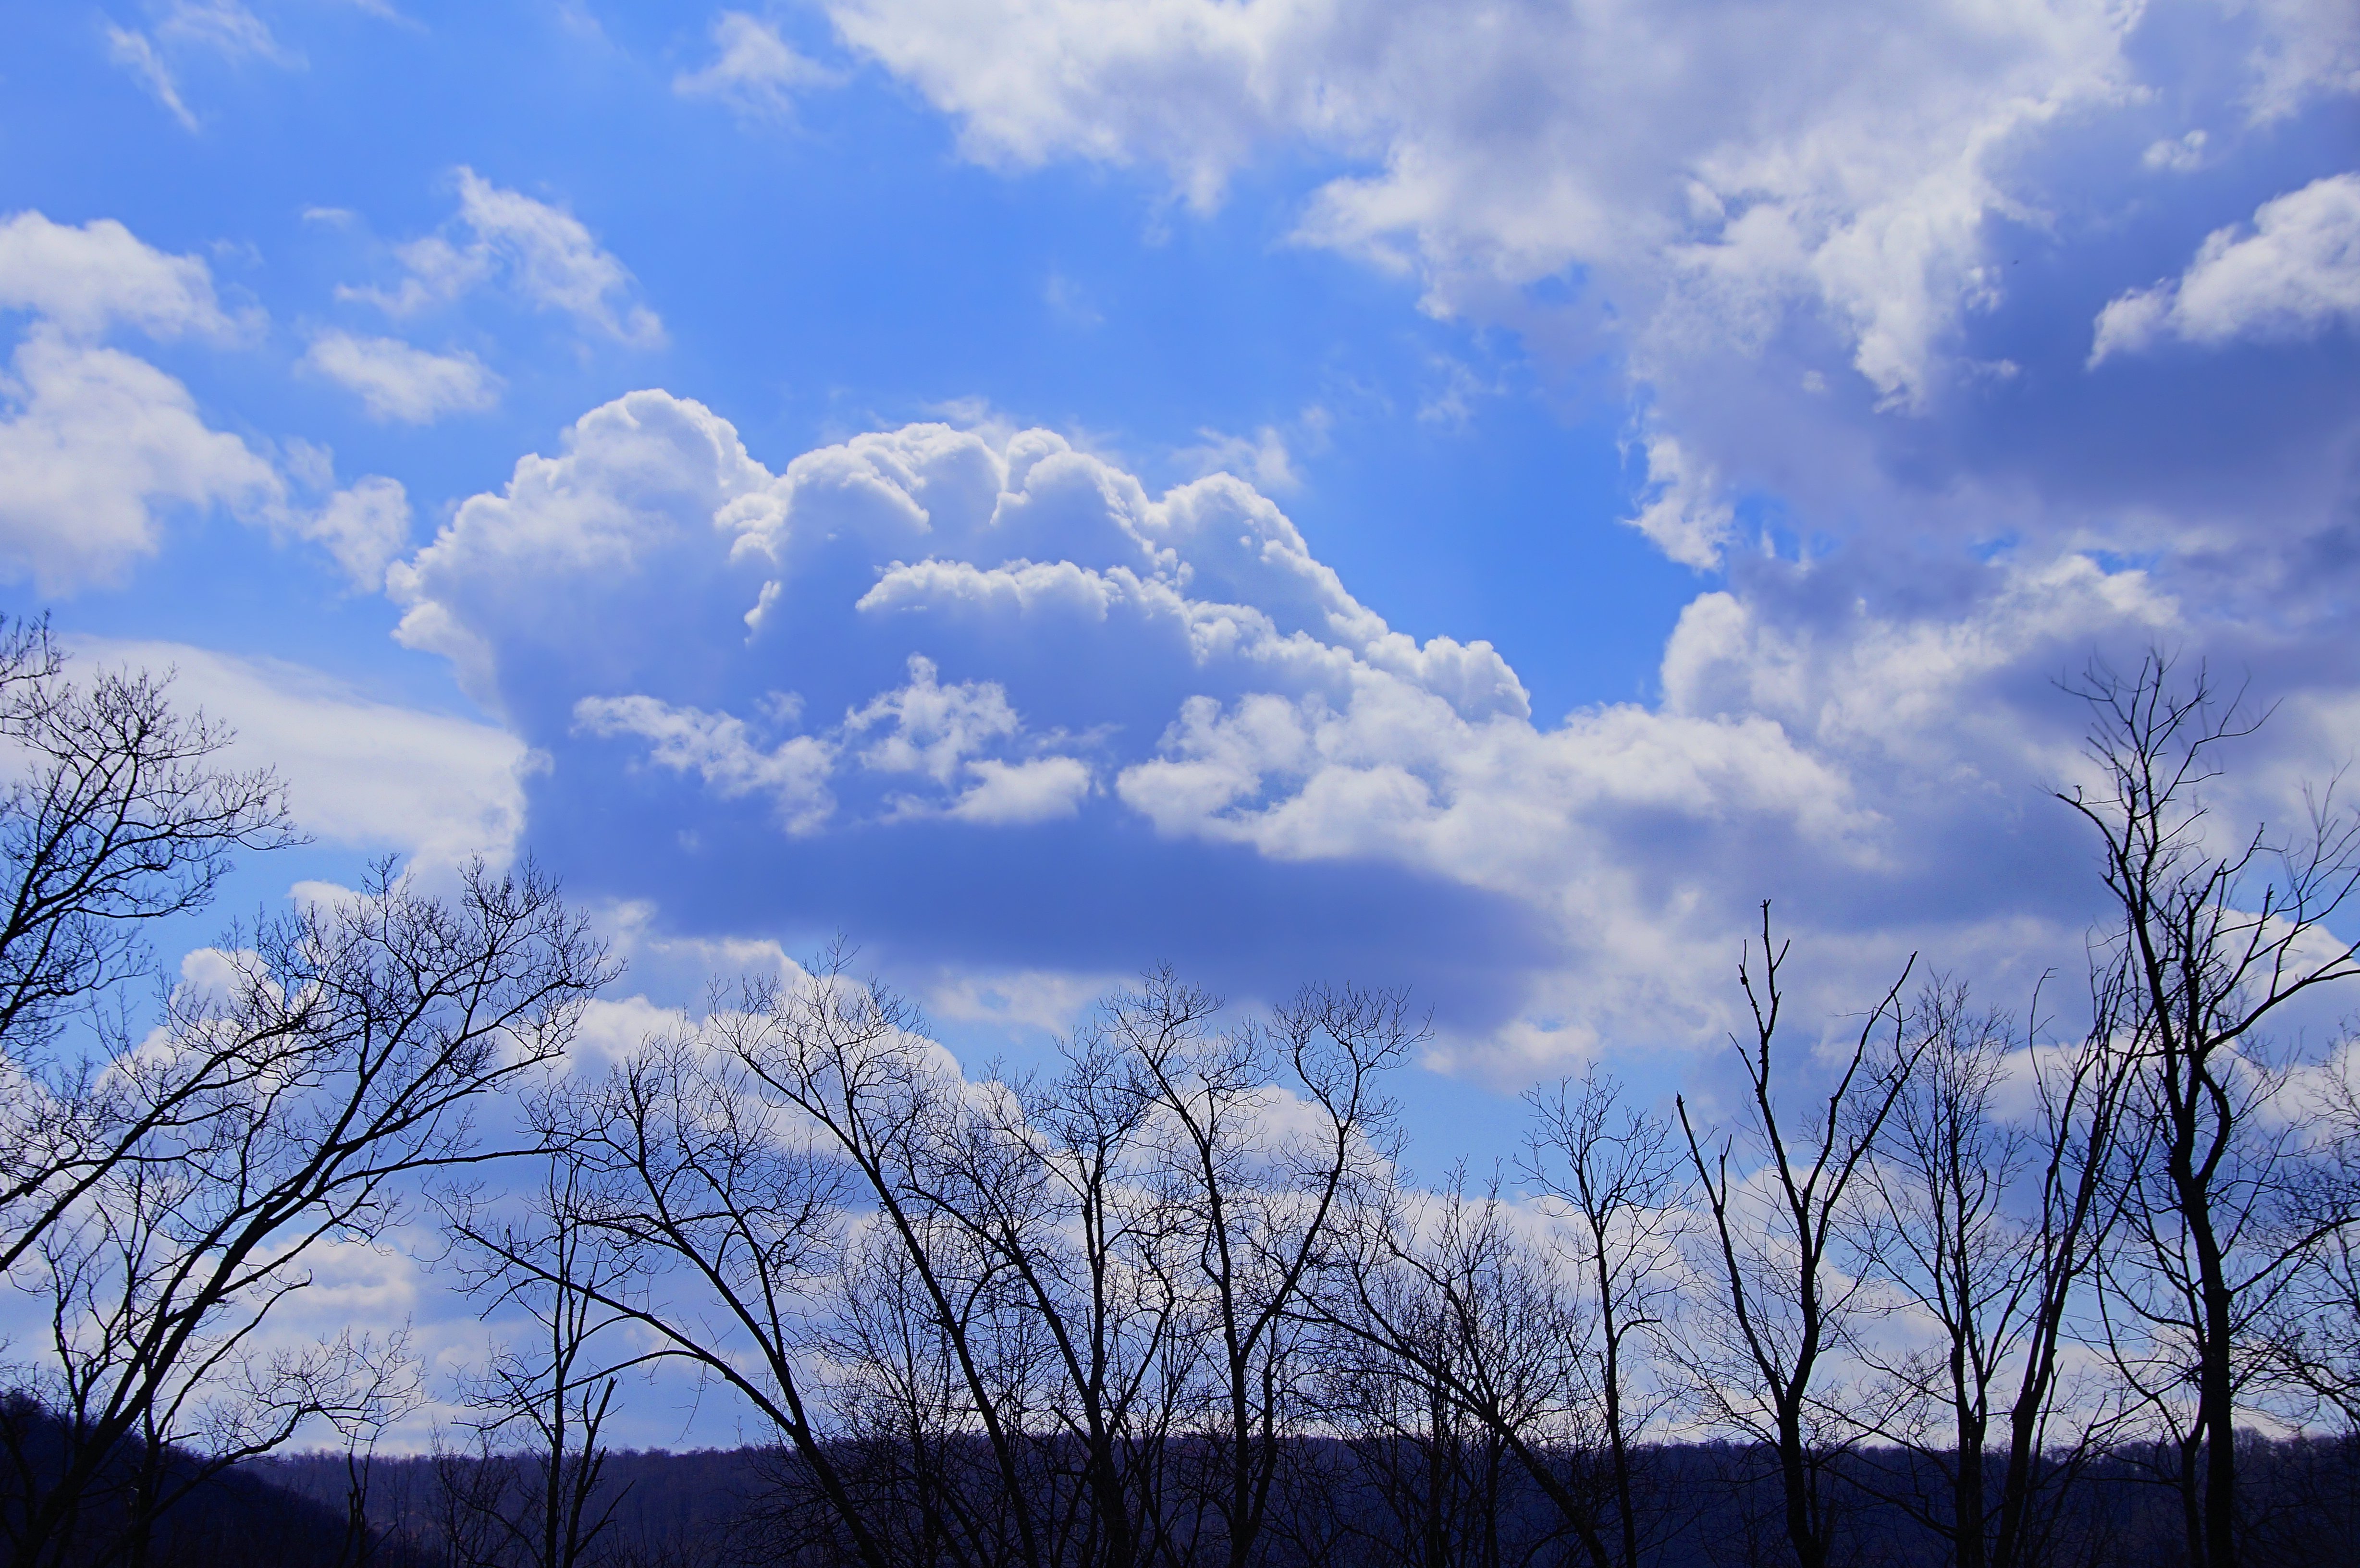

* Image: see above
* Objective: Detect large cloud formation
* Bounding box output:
[815,0,2360,596]
[634,0,2360,1073]
[383,391,2344,1074]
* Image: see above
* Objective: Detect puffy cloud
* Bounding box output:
[388,392,2250,1071]
[675,12,837,121]
[0,211,243,341]
[300,475,413,590]
[341,169,665,347]
[2090,173,2360,364]
[2240,0,2360,121]
[825,0,2150,410]
[947,755,1093,824]
[1621,430,1733,571]
[0,211,422,592]
[818,0,2360,642]
[302,331,502,422]
[72,638,534,874]
[0,332,280,591]
[573,693,837,833]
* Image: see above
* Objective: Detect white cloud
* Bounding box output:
[1622,430,1733,570]
[569,654,1094,831]
[341,169,665,346]
[105,27,198,130]
[847,655,1094,821]
[301,475,412,590]
[1174,424,1301,493]
[302,331,502,422]
[674,12,836,120]
[387,392,2235,1068]
[824,0,2148,411]
[848,654,1021,784]
[105,1,301,130]
[2240,0,2360,122]
[0,211,415,589]
[0,211,242,340]
[946,755,1093,823]
[2090,173,2360,363]
[155,0,297,62]
[0,332,281,591]
[72,638,534,873]
[2141,129,2209,172]
[573,693,838,833]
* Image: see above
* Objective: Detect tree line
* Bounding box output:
[0,613,2354,1568]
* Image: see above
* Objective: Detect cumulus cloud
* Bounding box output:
[0,211,416,590]
[73,638,534,873]
[0,332,281,591]
[384,392,2258,1071]
[2240,0,2360,121]
[573,693,837,833]
[302,331,502,422]
[300,475,413,590]
[340,168,665,346]
[675,12,836,120]
[816,0,2360,624]
[0,211,243,340]
[824,0,2151,411]
[2141,129,2209,172]
[2090,173,2360,364]
[1622,430,1733,570]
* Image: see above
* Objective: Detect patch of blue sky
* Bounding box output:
[0,0,1688,731]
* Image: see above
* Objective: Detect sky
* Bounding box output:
[1,0,2357,1444]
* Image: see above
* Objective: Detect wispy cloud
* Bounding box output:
[302,331,503,423]
[104,1,301,130]
[339,168,664,346]
[674,12,836,122]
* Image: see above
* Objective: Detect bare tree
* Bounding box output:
[1674,904,1919,1568]
[0,616,297,1052]
[0,860,610,1568]
[2060,652,2360,1568]
[0,620,298,1277]
[1116,971,1411,1568]
[1521,1068,1686,1568]
[520,1021,890,1568]
[1319,1168,1615,1568]
[2268,1056,2360,1432]
[1844,977,2135,1568]
[443,1155,649,1568]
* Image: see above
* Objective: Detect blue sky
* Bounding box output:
[2,0,2357,1438]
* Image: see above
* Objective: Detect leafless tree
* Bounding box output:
[0,616,296,1052]
[2267,1056,2360,1432]
[1115,970,1412,1568]
[1320,1167,1620,1568]
[1843,976,2136,1568]
[2060,652,2360,1568]
[0,859,606,1568]
[1673,903,1919,1568]
[0,619,298,1278]
[520,1020,889,1568]
[1520,1068,1686,1568]
[442,1155,651,1568]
